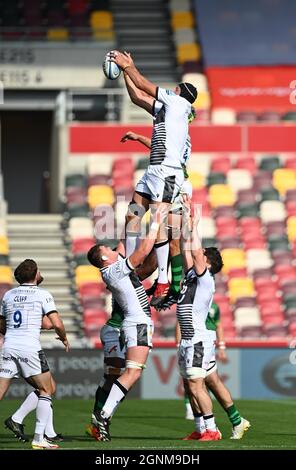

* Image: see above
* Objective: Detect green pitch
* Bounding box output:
[0,398,296,450]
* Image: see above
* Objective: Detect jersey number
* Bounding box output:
[13,310,22,328]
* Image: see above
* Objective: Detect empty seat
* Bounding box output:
[87,155,113,176]
[171,11,194,30]
[229,277,255,303]
[221,248,246,274]
[209,184,235,208]
[177,43,201,64]
[260,201,286,224]
[207,172,226,186]
[235,156,257,174]
[236,111,257,123]
[0,266,13,284]
[211,157,231,175]
[211,108,236,125]
[69,217,94,240]
[72,237,95,255]
[188,171,205,189]
[273,168,296,196]
[234,307,261,328]
[90,10,113,29]
[259,156,281,172]
[75,265,100,286]
[88,185,114,209]
[0,237,9,256]
[246,248,273,274]
[227,169,253,194]
[260,187,280,201]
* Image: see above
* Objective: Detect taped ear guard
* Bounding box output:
[101,255,108,261]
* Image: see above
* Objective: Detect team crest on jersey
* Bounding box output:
[165,89,175,95]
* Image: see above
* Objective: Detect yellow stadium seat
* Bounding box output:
[209,184,236,208]
[0,236,9,255]
[176,43,201,64]
[75,265,101,286]
[287,216,296,242]
[228,277,255,303]
[221,248,246,274]
[196,91,211,109]
[90,11,113,30]
[88,185,114,209]
[273,168,296,196]
[47,29,69,41]
[188,171,205,189]
[93,30,114,41]
[171,11,194,30]
[0,266,13,284]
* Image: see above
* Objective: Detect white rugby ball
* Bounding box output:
[103,52,121,80]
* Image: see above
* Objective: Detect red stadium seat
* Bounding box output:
[72,237,95,255]
[235,297,257,308]
[79,281,105,297]
[211,156,231,174]
[235,156,257,174]
[285,157,296,170]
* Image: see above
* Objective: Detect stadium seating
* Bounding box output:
[0,0,114,41]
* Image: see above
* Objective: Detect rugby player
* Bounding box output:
[177,196,223,441]
[0,259,69,449]
[85,206,166,441]
[110,50,197,307]
[177,303,251,439]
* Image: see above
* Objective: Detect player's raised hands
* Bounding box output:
[121,131,139,142]
[151,204,168,226]
[109,50,134,70]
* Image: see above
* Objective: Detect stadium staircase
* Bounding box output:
[111,0,178,82]
[7,214,85,348]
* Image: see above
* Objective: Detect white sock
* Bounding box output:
[125,234,138,257]
[44,405,56,438]
[33,395,52,442]
[204,413,217,431]
[101,379,128,419]
[12,390,39,424]
[194,413,206,433]
[155,240,169,283]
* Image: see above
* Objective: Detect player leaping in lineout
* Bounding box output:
[110,50,197,308]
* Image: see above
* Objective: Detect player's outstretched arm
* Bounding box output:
[111,51,157,98]
[180,195,194,271]
[191,204,207,275]
[121,131,151,149]
[128,205,168,268]
[47,312,70,352]
[42,315,53,330]
[124,73,154,114]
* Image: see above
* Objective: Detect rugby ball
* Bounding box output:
[103,52,121,80]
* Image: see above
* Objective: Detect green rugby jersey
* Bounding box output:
[106,298,124,329]
[205,302,220,331]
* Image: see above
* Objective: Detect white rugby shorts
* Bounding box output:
[0,348,50,379]
[135,165,184,203]
[178,336,216,379]
[100,324,126,360]
[121,318,154,349]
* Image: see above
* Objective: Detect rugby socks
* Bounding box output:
[100,379,128,419]
[33,395,52,443]
[171,254,183,293]
[94,382,109,412]
[203,414,217,431]
[155,240,169,283]
[44,404,57,438]
[226,404,242,426]
[12,390,39,424]
[194,412,206,434]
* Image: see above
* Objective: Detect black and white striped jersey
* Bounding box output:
[149,87,191,167]
[177,267,215,340]
[100,256,151,323]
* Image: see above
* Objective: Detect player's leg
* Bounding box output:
[179,341,221,441]
[206,369,250,439]
[149,168,183,306]
[96,321,153,441]
[44,375,63,442]
[182,378,207,440]
[125,189,150,257]
[150,200,171,306]
[0,351,30,442]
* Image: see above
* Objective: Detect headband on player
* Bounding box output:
[179,82,198,104]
